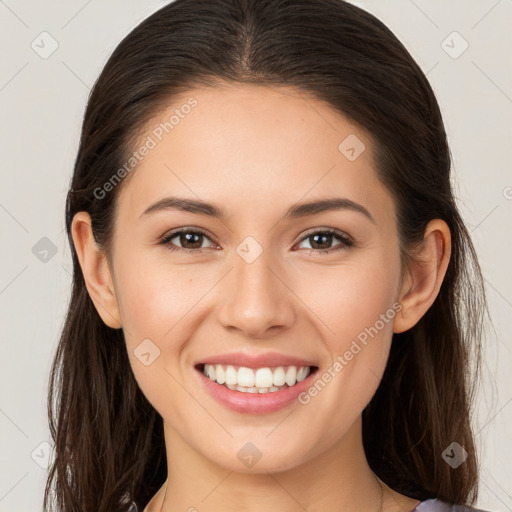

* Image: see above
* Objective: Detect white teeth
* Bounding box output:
[225,366,238,386]
[236,385,259,393]
[296,366,309,382]
[207,365,216,381]
[202,364,312,393]
[237,367,255,387]
[272,367,286,386]
[285,366,297,386]
[216,365,225,385]
[255,368,273,388]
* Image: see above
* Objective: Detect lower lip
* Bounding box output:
[194,366,319,414]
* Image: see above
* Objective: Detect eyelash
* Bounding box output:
[159,227,354,255]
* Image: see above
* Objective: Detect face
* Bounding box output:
[105,84,405,473]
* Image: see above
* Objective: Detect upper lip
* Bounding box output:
[196,351,318,369]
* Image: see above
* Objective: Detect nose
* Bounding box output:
[216,249,296,339]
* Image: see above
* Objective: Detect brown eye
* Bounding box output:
[297,229,353,254]
[160,228,216,252]
[175,232,205,249]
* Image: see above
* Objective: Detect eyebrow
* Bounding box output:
[140,196,375,224]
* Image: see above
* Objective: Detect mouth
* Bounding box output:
[194,363,319,394]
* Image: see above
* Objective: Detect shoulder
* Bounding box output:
[414,499,492,512]
[129,497,492,512]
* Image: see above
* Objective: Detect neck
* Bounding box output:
[156,416,386,512]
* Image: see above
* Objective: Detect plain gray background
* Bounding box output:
[0,1,511,510]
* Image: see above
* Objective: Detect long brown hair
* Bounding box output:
[44,0,488,510]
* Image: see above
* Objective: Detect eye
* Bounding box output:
[295,228,353,254]
[159,227,353,255]
[159,228,217,253]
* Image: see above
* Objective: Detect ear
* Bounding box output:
[71,211,122,329]
[393,219,451,334]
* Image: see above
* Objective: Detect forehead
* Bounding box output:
[116,83,393,223]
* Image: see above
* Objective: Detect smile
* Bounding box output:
[202,363,313,393]
[194,363,319,414]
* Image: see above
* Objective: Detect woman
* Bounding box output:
[44,1,491,511]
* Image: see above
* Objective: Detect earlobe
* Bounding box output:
[393,219,451,334]
[71,211,122,329]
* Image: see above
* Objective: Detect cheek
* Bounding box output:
[113,253,222,380]
[113,249,203,337]
[114,256,210,412]
[293,250,400,408]
[296,249,401,344]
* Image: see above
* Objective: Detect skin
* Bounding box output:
[72,83,451,512]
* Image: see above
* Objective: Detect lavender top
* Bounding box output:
[128,498,490,511]
[413,500,489,511]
